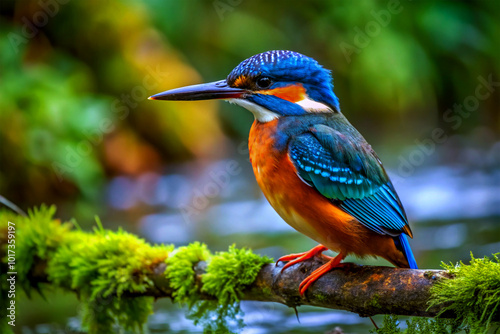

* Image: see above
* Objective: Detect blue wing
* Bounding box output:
[288,124,412,238]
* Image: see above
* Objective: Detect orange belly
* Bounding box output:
[249,119,408,266]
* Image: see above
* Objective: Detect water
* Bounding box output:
[146,302,374,333]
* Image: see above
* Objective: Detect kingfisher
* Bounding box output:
[149,50,418,295]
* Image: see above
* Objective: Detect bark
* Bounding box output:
[126,257,453,318]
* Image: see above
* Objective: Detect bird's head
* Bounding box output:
[149,50,340,122]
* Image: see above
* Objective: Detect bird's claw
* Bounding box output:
[298,253,346,296]
[276,245,328,272]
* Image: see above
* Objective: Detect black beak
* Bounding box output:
[148,80,247,101]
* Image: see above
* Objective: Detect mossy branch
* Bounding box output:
[124,259,452,318]
[1,206,500,333]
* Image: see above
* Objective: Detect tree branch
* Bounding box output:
[32,255,453,319]
[240,258,452,318]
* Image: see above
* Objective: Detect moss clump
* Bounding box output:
[166,241,211,306]
[47,222,173,333]
[1,206,73,334]
[169,244,273,333]
[16,206,73,292]
[374,254,500,334]
[429,253,500,333]
[202,244,272,305]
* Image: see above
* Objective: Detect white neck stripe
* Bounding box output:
[228,99,279,123]
[226,96,332,123]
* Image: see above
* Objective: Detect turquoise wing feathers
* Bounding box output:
[288,124,412,238]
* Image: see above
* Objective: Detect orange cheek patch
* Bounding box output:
[258,84,307,103]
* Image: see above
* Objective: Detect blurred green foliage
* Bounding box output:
[0,33,111,202]
[0,0,498,215]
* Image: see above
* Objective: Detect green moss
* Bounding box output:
[374,254,500,333]
[429,253,500,333]
[47,223,174,333]
[166,244,272,333]
[315,292,329,303]
[48,226,173,298]
[1,206,72,333]
[371,315,402,333]
[369,294,382,308]
[0,207,273,333]
[16,205,73,292]
[202,244,272,305]
[165,241,211,306]
[370,315,461,334]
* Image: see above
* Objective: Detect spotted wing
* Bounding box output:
[288,125,411,237]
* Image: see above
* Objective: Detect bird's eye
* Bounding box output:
[256,77,272,89]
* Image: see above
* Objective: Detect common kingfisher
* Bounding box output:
[149,50,418,295]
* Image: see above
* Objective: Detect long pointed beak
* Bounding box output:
[148,80,247,101]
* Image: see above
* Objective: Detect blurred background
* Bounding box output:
[1,0,499,332]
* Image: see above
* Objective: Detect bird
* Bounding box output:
[149,50,418,296]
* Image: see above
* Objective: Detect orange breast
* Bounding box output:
[248,119,406,264]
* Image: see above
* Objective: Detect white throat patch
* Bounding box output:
[296,98,332,113]
[227,96,332,123]
[228,99,279,123]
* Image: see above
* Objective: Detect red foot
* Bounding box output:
[276,245,328,272]
[299,253,346,296]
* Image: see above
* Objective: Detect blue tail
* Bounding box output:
[397,234,418,269]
